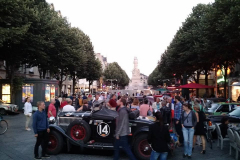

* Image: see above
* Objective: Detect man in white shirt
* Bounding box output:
[62,99,76,112]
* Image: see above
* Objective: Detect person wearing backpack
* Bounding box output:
[181,103,198,159]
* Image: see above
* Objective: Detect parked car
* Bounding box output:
[47,107,156,160]
[208,108,240,126]
[206,102,240,116]
[0,99,18,115]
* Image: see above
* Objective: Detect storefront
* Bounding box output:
[0,79,58,110]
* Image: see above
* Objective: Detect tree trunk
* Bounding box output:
[196,71,200,98]
[42,69,46,79]
[223,62,228,99]
[204,69,209,97]
[89,81,91,94]
[58,69,64,95]
[72,74,76,94]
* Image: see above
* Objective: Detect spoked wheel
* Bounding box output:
[47,130,63,155]
[0,120,8,135]
[70,125,86,141]
[67,120,91,144]
[134,134,152,160]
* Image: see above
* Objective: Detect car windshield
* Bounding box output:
[229,109,240,117]
[209,104,219,110]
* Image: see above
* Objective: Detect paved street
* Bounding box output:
[0,113,236,160]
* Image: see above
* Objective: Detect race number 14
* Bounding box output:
[97,122,110,137]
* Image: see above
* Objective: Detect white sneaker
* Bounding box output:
[26,128,31,131]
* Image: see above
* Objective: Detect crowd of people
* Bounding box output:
[22,91,231,160]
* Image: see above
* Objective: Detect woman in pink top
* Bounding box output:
[140,98,153,117]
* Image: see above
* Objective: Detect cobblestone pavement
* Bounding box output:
[0,113,236,160]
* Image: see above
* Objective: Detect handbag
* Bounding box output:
[147,105,153,116]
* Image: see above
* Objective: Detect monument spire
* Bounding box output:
[134,57,138,69]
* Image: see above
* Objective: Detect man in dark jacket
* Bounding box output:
[32,101,50,160]
[54,96,60,116]
[114,98,136,160]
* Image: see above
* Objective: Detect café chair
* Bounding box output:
[234,131,240,160]
[227,129,237,156]
[215,124,229,150]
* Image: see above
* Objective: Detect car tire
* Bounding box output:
[0,109,6,115]
[133,133,152,160]
[67,120,91,143]
[47,130,64,155]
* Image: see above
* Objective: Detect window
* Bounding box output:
[45,84,55,102]
[2,84,11,103]
[216,105,229,112]
[22,84,34,102]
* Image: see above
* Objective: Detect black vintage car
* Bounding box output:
[47,107,154,160]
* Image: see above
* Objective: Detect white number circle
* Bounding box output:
[97,122,110,137]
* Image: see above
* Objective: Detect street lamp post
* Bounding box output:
[107,79,117,90]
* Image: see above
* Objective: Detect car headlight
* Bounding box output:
[49,116,56,124]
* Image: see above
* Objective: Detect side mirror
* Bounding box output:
[49,116,56,124]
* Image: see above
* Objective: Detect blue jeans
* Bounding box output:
[114,136,137,160]
[150,150,168,160]
[182,127,194,156]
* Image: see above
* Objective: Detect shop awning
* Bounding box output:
[177,83,214,89]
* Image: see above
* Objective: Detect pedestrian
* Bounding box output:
[78,99,91,111]
[174,96,183,146]
[108,94,118,110]
[181,102,198,159]
[93,93,101,108]
[60,97,67,111]
[32,101,50,160]
[71,94,80,110]
[140,98,153,117]
[193,105,206,154]
[62,99,76,112]
[161,100,171,124]
[193,99,204,112]
[48,98,56,118]
[148,112,171,160]
[114,98,136,160]
[24,97,32,131]
[152,97,161,111]
[82,93,87,100]
[88,93,92,101]
[78,95,83,107]
[130,98,140,111]
[54,96,60,116]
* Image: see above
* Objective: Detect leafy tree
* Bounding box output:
[103,62,129,88]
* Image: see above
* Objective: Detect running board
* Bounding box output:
[86,142,114,149]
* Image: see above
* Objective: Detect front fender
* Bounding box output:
[131,126,149,146]
[49,124,85,147]
[133,126,149,137]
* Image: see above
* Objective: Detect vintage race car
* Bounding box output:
[47,107,155,160]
